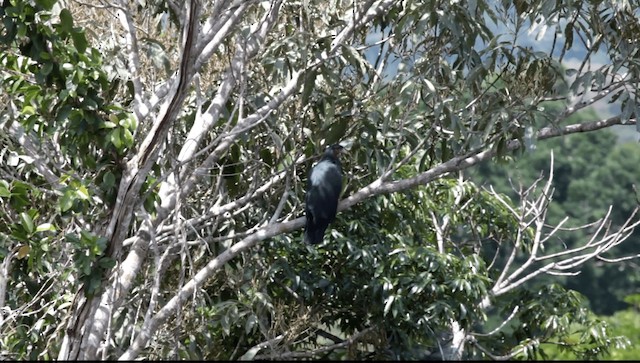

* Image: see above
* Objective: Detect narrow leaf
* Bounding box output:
[20,212,35,234]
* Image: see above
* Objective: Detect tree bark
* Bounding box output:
[442,320,467,360]
[56,1,201,359]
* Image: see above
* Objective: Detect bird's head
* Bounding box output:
[325,144,344,158]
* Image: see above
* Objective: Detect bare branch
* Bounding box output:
[555,78,635,123]
[59,1,203,359]
[195,1,251,70]
[469,336,528,361]
[115,0,144,121]
[238,334,285,360]
[471,306,520,338]
[0,246,19,328]
[342,116,637,212]
[252,327,376,360]
[7,121,64,190]
[488,154,640,296]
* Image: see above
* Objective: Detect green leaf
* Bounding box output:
[122,128,134,147]
[39,60,54,75]
[22,105,36,115]
[59,9,74,33]
[128,114,138,131]
[35,0,57,9]
[20,212,35,234]
[300,69,317,105]
[101,121,117,129]
[36,223,56,232]
[71,30,88,53]
[220,313,231,336]
[245,314,257,335]
[85,274,102,296]
[342,45,368,75]
[384,295,396,316]
[117,115,130,128]
[17,244,30,259]
[98,257,116,269]
[60,190,75,212]
[0,180,10,197]
[102,172,116,189]
[80,96,98,110]
[423,79,436,94]
[110,129,122,149]
[326,118,349,145]
[76,185,90,200]
[142,38,171,74]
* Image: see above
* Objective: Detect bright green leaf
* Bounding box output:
[110,129,122,149]
[20,212,35,234]
[76,185,90,200]
[122,128,134,147]
[60,190,75,212]
[0,181,10,197]
[36,223,56,232]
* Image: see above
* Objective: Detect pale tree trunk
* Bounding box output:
[432,177,469,360]
[443,320,467,360]
[57,1,201,359]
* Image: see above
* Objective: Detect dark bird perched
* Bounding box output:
[304,144,345,245]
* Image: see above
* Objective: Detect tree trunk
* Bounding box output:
[57,2,201,358]
[442,320,467,360]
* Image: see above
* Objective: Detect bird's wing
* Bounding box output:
[307,161,341,210]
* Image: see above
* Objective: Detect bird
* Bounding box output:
[304,144,345,245]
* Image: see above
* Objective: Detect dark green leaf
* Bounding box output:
[59,9,74,33]
[71,30,87,53]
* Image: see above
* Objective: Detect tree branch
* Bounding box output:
[7,121,64,190]
[157,0,283,219]
[115,0,144,122]
[59,1,203,360]
[117,113,638,359]
[488,153,640,296]
[251,327,376,360]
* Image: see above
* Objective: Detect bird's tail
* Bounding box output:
[304,224,327,245]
